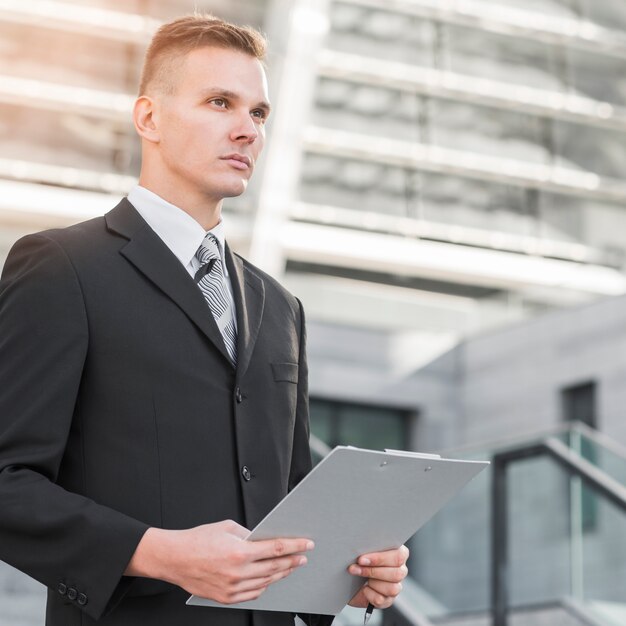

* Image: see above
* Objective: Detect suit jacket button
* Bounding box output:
[77,593,88,606]
[241,466,251,481]
[57,583,67,596]
[236,387,243,403]
[67,587,78,601]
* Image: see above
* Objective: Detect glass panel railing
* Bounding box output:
[508,448,626,619]
[507,455,573,607]
[400,425,626,624]
[409,452,491,617]
[558,425,626,486]
[578,476,626,613]
[503,448,626,622]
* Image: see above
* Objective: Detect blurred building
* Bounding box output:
[290,0,626,454]
[3,0,626,447]
[2,0,626,625]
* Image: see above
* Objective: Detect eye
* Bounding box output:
[251,109,267,122]
[210,98,227,108]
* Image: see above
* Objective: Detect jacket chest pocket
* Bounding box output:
[271,362,298,383]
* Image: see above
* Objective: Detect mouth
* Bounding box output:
[220,153,252,170]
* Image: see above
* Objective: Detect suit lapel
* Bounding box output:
[225,244,265,379]
[105,198,234,366]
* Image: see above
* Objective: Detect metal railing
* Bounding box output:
[491,427,626,626]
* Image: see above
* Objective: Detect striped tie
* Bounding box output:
[194,234,238,365]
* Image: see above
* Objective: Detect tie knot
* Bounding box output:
[196,233,221,266]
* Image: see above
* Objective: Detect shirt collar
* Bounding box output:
[127,185,228,274]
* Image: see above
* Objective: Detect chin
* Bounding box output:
[220,181,249,199]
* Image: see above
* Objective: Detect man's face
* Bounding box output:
[154,46,270,204]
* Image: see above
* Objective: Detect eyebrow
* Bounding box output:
[200,87,272,115]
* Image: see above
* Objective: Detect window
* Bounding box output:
[561,381,597,428]
[310,398,411,451]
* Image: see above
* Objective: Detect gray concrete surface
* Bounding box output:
[0,561,46,626]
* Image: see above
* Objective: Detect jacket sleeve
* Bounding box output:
[290,298,335,626]
[0,234,148,621]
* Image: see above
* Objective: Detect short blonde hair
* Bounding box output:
[139,14,267,96]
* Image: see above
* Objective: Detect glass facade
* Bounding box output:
[301,0,626,261]
[285,0,626,331]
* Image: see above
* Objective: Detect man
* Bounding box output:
[0,14,408,626]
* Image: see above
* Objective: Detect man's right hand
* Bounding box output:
[125,520,313,604]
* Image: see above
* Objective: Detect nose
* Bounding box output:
[230,111,259,144]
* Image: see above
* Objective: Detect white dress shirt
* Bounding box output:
[127,185,237,331]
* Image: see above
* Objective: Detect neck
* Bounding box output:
[138,176,223,231]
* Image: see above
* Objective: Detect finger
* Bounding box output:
[358,545,409,567]
[221,586,269,605]
[364,579,403,599]
[249,537,315,560]
[348,586,369,608]
[362,584,395,610]
[232,564,297,594]
[245,553,308,579]
[348,563,408,583]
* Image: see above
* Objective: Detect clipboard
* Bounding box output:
[188,446,488,615]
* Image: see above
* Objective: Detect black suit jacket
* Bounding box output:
[0,199,333,626]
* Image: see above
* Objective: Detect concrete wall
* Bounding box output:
[309,293,626,452]
[455,293,626,446]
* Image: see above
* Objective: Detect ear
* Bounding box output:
[133,96,160,143]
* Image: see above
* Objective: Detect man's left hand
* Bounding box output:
[347,545,409,610]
